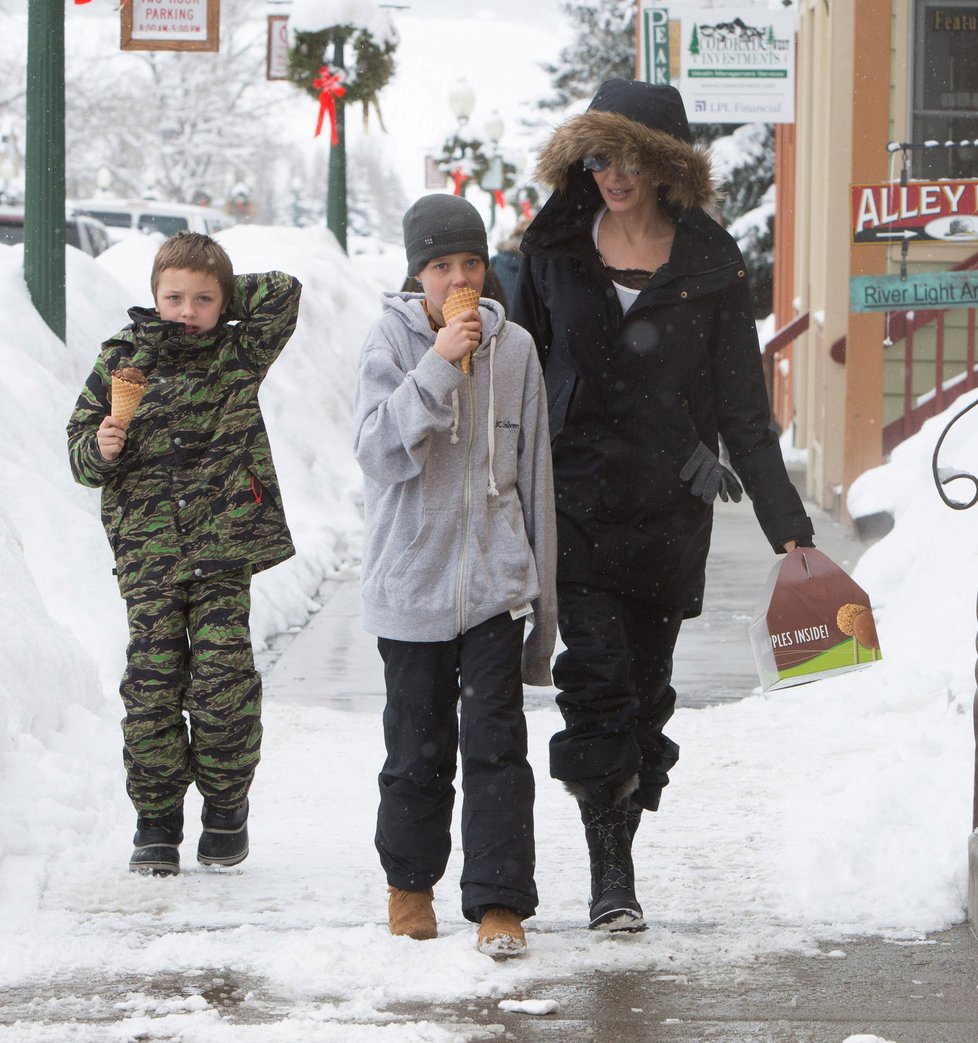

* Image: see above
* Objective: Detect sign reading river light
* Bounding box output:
[850,271,978,313]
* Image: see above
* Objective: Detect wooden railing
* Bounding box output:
[882,251,978,455]
[763,255,978,457]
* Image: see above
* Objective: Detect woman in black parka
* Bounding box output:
[511,80,814,932]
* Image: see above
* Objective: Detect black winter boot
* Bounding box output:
[197,799,249,867]
[130,808,184,876]
[579,800,646,932]
[626,802,643,842]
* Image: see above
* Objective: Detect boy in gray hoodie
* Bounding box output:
[354,195,556,957]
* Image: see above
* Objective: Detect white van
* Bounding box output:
[0,206,113,258]
[70,197,235,242]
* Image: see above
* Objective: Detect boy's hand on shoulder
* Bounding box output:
[433,311,480,366]
[97,416,128,462]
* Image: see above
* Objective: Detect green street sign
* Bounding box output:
[641,7,670,85]
[850,271,978,312]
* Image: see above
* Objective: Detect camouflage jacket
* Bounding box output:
[67,271,302,598]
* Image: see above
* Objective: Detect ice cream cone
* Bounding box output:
[442,287,481,374]
[111,368,148,427]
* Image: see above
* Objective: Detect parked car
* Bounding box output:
[70,197,235,242]
[0,206,113,257]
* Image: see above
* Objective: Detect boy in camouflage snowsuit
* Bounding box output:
[67,232,302,876]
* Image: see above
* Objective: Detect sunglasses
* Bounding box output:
[582,155,641,176]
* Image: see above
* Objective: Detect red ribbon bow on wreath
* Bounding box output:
[313,67,346,146]
[451,169,470,196]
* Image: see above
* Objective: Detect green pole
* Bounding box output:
[25,0,66,341]
[326,36,347,253]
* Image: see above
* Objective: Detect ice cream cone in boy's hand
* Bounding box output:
[442,287,481,374]
[110,366,148,427]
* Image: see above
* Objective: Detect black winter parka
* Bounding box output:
[511,176,813,618]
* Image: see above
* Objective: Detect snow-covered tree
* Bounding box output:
[346,138,409,246]
[540,0,636,109]
[0,10,26,203]
[64,0,296,210]
[537,2,777,315]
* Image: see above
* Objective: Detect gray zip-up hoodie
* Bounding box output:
[354,291,557,686]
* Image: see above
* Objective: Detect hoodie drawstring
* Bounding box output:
[486,334,499,498]
[450,389,460,444]
[449,329,499,497]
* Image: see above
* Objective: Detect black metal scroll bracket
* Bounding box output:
[932,396,978,511]
[932,397,978,866]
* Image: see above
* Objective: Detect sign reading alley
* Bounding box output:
[851,181,978,244]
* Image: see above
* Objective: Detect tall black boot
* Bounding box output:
[578,800,646,932]
[626,802,643,843]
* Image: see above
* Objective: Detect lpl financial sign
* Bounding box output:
[639,4,796,123]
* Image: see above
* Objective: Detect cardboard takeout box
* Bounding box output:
[749,547,882,692]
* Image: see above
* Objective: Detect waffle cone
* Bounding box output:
[443,288,481,374]
[442,287,481,323]
[111,376,147,427]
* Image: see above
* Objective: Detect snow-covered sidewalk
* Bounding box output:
[2,222,977,1041]
[3,523,972,1040]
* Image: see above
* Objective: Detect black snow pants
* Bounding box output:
[550,583,682,810]
[375,612,537,922]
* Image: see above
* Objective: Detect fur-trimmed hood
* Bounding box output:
[534,80,718,214]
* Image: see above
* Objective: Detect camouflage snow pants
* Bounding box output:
[120,568,262,815]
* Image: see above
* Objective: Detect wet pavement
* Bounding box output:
[483,925,978,1042]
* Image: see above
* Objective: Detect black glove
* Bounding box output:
[679,442,744,505]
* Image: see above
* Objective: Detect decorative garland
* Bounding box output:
[289,26,396,131]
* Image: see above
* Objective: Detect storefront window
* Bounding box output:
[913,0,978,178]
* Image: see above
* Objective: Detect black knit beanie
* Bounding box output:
[403,194,489,276]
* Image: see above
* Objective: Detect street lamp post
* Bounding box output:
[448,80,475,197]
[291,177,303,227]
[326,35,348,253]
[482,111,505,230]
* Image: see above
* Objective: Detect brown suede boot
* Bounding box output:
[387,887,437,940]
[477,906,526,958]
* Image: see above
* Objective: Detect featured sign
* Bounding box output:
[121,0,220,53]
[266,14,289,81]
[850,271,978,313]
[638,2,796,123]
[851,181,978,243]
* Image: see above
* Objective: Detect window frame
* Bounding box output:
[911,0,978,179]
